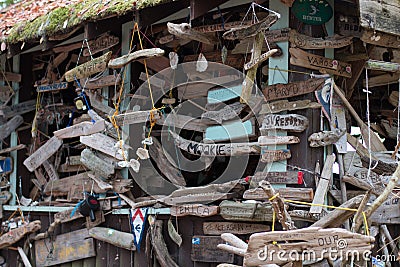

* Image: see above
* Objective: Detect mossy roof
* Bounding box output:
[0,0,170,43]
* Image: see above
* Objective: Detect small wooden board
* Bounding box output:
[23,136,63,172]
[260,114,309,132]
[219,200,273,222]
[108,48,164,69]
[54,120,105,139]
[80,148,115,177]
[290,48,352,78]
[36,82,68,93]
[0,100,36,119]
[203,222,270,235]
[113,109,162,126]
[80,133,127,160]
[249,171,301,187]
[258,135,300,145]
[361,29,400,49]
[262,78,325,101]
[170,204,219,217]
[366,59,400,72]
[89,227,136,251]
[0,72,21,83]
[260,149,291,163]
[65,51,112,82]
[0,115,23,140]
[243,187,314,201]
[35,229,96,266]
[191,236,234,263]
[201,102,245,124]
[83,32,119,56]
[223,14,279,40]
[0,221,41,249]
[289,30,353,49]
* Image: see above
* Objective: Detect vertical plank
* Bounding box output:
[119,216,133,267]
[71,260,84,267]
[10,54,20,205]
[83,257,96,267]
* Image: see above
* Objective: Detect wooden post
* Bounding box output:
[10,55,19,205]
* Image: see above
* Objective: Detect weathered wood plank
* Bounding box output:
[170,204,219,217]
[43,160,59,181]
[0,86,14,103]
[80,148,115,177]
[0,144,26,154]
[260,149,292,163]
[191,236,234,263]
[83,33,119,56]
[0,100,36,118]
[80,133,127,160]
[54,120,105,139]
[54,208,84,223]
[170,131,260,156]
[89,227,136,251]
[167,22,218,45]
[113,109,161,126]
[260,114,309,132]
[203,222,270,235]
[108,48,165,69]
[310,154,336,214]
[360,0,400,36]
[366,59,400,72]
[361,29,400,49]
[249,171,301,188]
[258,135,300,145]
[0,72,21,82]
[219,200,273,222]
[243,187,314,201]
[35,229,96,266]
[0,115,23,140]
[244,49,278,70]
[290,48,352,77]
[0,221,41,249]
[64,52,112,82]
[201,102,245,124]
[260,99,321,114]
[23,136,63,172]
[363,73,400,87]
[289,30,353,49]
[262,78,325,101]
[223,14,279,40]
[157,114,211,132]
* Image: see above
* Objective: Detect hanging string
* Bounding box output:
[364,69,374,185]
[397,77,400,154]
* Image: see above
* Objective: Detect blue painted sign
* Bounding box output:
[0,157,12,174]
[36,82,68,93]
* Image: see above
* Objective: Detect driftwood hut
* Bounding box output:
[0,0,398,266]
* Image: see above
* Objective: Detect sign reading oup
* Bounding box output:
[292,0,333,25]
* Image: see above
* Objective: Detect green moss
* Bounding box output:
[5,0,173,43]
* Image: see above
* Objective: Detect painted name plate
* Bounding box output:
[260,114,309,132]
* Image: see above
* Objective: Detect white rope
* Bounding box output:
[252,2,281,18]
[365,69,373,185]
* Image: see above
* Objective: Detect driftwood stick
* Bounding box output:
[33,219,61,241]
[337,154,350,230]
[150,220,179,267]
[351,190,372,233]
[216,244,246,256]
[379,228,392,267]
[259,180,295,230]
[221,233,247,250]
[380,225,399,256]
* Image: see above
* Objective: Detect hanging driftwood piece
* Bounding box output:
[342,175,383,196]
[260,99,321,114]
[83,33,119,56]
[223,14,279,40]
[249,171,302,187]
[84,74,121,90]
[193,20,256,33]
[108,48,165,69]
[366,59,400,72]
[258,135,300,145]
[201,102,245,124]
[170,131,260,156]
[360,0,400,36]
[0,220,41,249]
[35,229,96,266]
[113,109,161,126]
[89,227,136,251]
[219,200,273,222]
[260,114,309,132]
[0,115,23,140]
[36,82,68,93]
[289,210,324,222]
[308,129,345,147]
[87,173,113,190]
[0,144,25,154]
[170,204,219,217]
[290,48,352,78]
[203,222,270,235]
[244,227,374,266]
[64,51,112,82]
[361,29,400,49]
[260,149,291,163]
[0,100,36,119]
[310,154,336,214]
[23,136,62,172]
[289,30,353,49]
[167,22,217,45]
[54,208,84,223]
[54,120,105,139]
[80,133,128,160]
[244,49,278,70]
[0,72,21,82]
[167,219,182,247]
[150,219,179,267]
[262,78,325,101]
[192,236,234,263]
[80,148,115,177]
[243,187,314,201]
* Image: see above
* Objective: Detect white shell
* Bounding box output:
[136,147,150,160]
[129,159,140,173]
[169,52,179,70]
[196,53,208,72]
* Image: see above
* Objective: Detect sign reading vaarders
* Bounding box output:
[292,0,333,25]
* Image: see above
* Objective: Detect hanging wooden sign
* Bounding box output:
[54,120,105,139]
[360,0,400,36]
[289,30,353,49]
[64,51,112,82]
[0,72,21,83]
[361,29,400,49]
[249,171,301,188]
[337,16,363,37]
[43,160,59,181]
[219,200,273,222]
[308,129,345,147]
[244,227,374,266]
[289,48,352,78]
[0,220,41,250]
[366,59,400,72]
[243,187,314,201]
[36,82,68,93]
[223,14,279,40]
[291,0,333,25]
[80,133,128,160]
[203,222,270,235]
[35,229,96,266]
[84,75,122,90]
[193,20,254,33]
[260,114,309,132]
[0,100,36,119]
[258,135,300,145]
[0,115,23,140]
[170,132,260,157]
[108,48,165,69]
[89,227,136,251]
[167,22,218,45]
[370,195,400,224]
[113,109,162,126]
[191,236,234,263]
[54,208,84,223]
[260,99,321,114]
[170,204,219,217]
[83,33,119,56]
[264,28,291,43]
[23,136,63,172]
[80,148,115,177]
[261,149,292,163]
[244,49,279,70]
[262,78,325,101]
[201,102,245,124]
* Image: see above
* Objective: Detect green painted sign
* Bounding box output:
[292,0,333,25]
